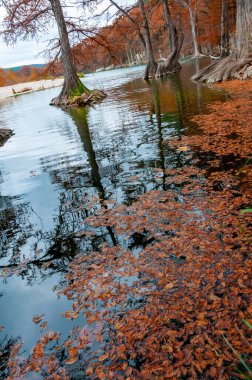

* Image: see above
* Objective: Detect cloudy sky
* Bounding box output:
[0,7,53,68]
[0,0,131,69]
[0,39,49,68]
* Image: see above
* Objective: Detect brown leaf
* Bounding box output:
[32,314,45,324]
[62,311,79,320]
[99,353,109,362]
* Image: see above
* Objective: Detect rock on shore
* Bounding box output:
[0,128,13,146]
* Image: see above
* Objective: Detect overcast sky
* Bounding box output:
[0,7,53,68]
[0,39,50,68]
[0,0,132,68]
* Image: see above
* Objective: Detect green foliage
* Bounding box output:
[43,75,54,80]
[243,319,252,330]
[70,79,90,97]
[239,208,252,215]
[223,332,252,379]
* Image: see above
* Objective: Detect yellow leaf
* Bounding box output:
[69,347,78,358]
[177,146,188,152]
[165,283,174,289]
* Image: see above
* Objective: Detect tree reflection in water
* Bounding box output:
[0,63,224,281]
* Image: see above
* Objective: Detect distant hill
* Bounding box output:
[4,64,45,72]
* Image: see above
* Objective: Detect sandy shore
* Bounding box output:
[0,78,64,100]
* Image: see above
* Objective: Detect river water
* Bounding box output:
[0,61,227,374]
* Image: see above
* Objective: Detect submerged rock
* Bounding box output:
[0,128,13,147]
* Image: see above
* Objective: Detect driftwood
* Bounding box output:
[0,128,13,146]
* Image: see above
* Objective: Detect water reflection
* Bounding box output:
[0,62,227,366]
[0,334,20,379]
[69,107,117,246]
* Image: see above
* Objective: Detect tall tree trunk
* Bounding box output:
[192,0,252,83]
[155,29,184,77]
[188,4,200,57]
[155,0,183,77]
[138,0,157,79]
[49,0,89,106]
[109,0,156,78]
[221,0,229,57]
[126,50,132,65]
[236,0,252,58]
[163,0,176,51]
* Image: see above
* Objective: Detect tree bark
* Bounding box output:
[163,0,176,51]
[138,0,157,79]
[155,0,183,77]
[188,4,200,57]
[155,30,183,77]
[236,0,252,58]
[220,0,229,57]
[49,0,90,106]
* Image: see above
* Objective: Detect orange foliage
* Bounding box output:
[0,65,45,87]
[74,0,236,72]
[1,0,236,81]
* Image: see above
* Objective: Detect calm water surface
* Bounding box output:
[0,61,227,368]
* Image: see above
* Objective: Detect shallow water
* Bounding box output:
[0,61,227,367]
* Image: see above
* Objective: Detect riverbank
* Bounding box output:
[171,78,252,154]
[0,78,64,100]
[215,76,252,98]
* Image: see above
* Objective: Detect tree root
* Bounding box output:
[144,61,158,80]
[155,59,181,78]
[192,56,252,83]
[50,89,106,108]
[155,33,184,78]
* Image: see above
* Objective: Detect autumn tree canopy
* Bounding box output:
[0,0,246,87]
[72,0,236,76]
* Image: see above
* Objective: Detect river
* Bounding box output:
[0,61,227,377]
